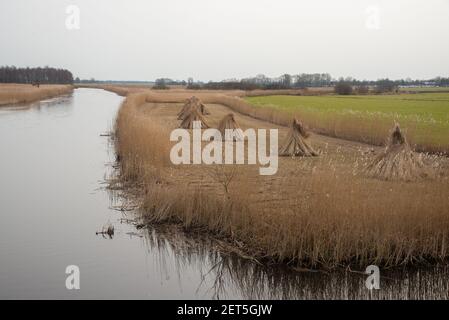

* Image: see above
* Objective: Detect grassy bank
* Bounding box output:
[0,84,73,106]
[244,94,449,154]
[114,92,449,269]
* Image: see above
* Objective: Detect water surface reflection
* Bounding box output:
[138,223,449,300]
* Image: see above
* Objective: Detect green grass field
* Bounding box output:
[244,93,449,152]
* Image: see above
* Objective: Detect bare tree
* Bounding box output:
[207,165,239,195]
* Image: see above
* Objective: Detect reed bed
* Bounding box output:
[0,84,73,106]
[115,93,171,180]
[139,91,390,146]
[106,87,448,154]
[114,92,449,269]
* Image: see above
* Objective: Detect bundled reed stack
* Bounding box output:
[279,118,318,157]
[197,101,210,115]
[177,96,210,120]
[177,96,197,120]
[179,109,209,129]
[217,113,244,141]
[365,123,427,181]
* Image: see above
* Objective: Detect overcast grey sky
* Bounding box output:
[1,0,448,81]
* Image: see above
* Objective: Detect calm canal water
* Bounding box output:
[0,88,447,299]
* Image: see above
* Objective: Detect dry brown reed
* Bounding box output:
[177,96,210,121]
[98,84,445,154]
[114,93,172,181]
[0,84,73,106]
[114,91,449,269]
[138,158,449,269]
[179,109,210,129]
[107,89,445,154]
[217,113,244,141]
[279,118,318,157]
[365,124,429,181]
[98,85,396,150]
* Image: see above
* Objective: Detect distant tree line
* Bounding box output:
[293,73,333,88]
[152,78,186,87]
[0,66,73,84]
[433,77,449,86]
[185,73,449,94]
[74,77,96,84]
[58,72,449,93]
[197,81,263,91]
[334,78,399,95]
[193,73,334,91]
